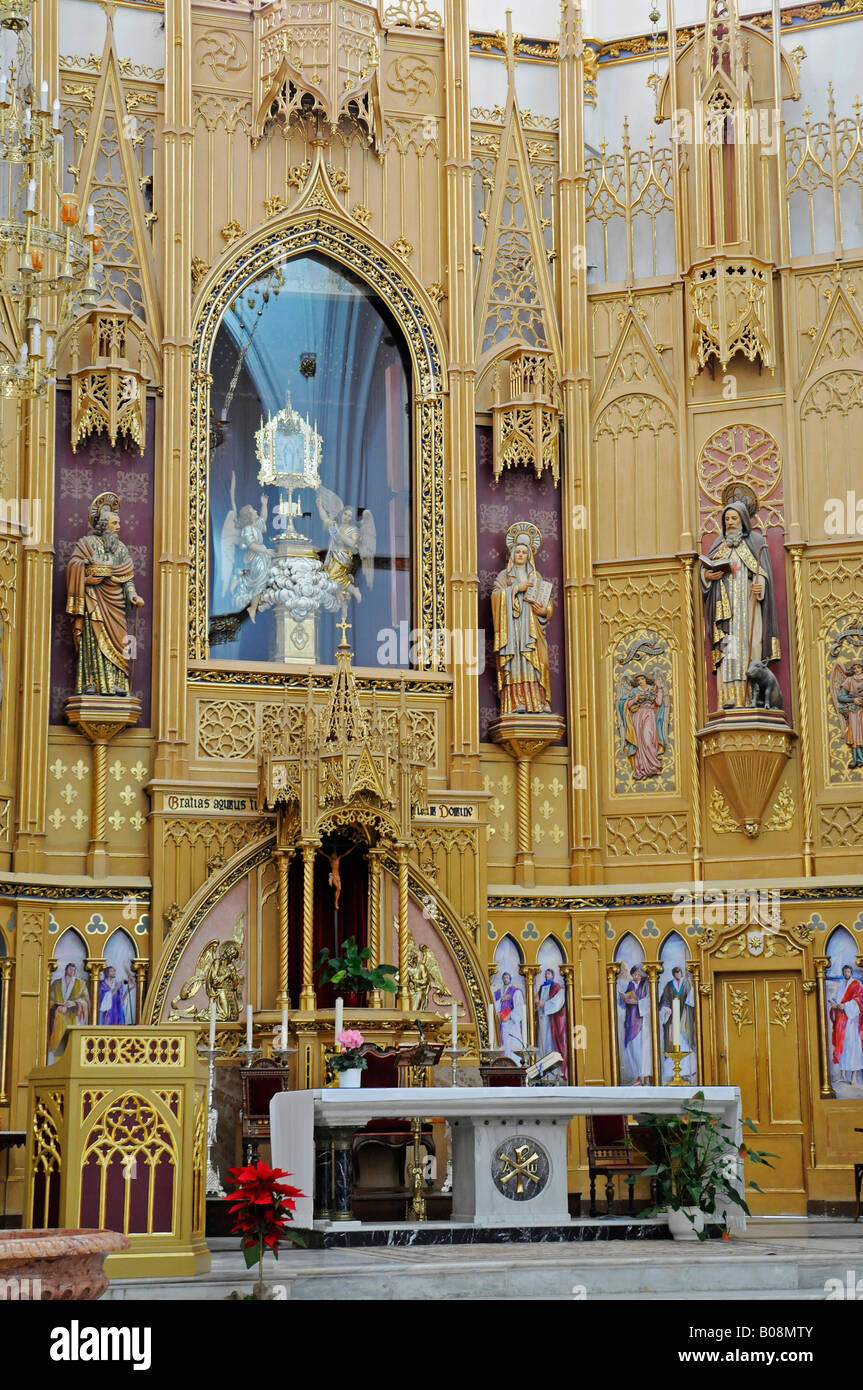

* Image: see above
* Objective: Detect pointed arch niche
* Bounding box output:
[613,932,653,1086]
[189,181,447,667]
[48,928,91,1065]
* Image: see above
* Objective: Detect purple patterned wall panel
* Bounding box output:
[476,426,566,742]
[50,390,154,724]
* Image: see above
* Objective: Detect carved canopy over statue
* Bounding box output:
[65,491,145,698]
[491,522,554,716]
[700,484,781,712]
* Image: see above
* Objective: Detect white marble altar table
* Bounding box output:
[271,1085,743,1231]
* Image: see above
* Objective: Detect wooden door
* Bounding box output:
[715,971,808,1215]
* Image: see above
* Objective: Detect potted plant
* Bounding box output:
[223,1160,305,1299]
[316,936,398,1005]
[635,1091,775,1241]
[330,1028,367,1088]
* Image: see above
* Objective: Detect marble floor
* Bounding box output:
[104,1219,863,1300]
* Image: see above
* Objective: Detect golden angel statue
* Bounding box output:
[404,928,452,1012]
[491,522,553,715]
[316,487,375,604]
[170,913,245,1021]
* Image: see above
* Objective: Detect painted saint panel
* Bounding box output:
[535,937,568,1078]
[99,930,138,1026]
[48,930,90,1064]
[614,934,652,1085]
[657,932,697,1083]
[826,621,863,782]
[491,935,527,1062]
[825,926,863,1097]
[612,628,675,794]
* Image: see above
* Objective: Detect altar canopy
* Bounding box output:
[208,252,412,667]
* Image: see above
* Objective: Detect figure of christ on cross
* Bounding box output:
[319,840,362,913]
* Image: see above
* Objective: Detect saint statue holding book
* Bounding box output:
[491,522,553,715]
[699,484,781,712]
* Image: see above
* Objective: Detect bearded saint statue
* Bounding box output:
[66,492,145,698]
[700,486,780,712]
[491,522,553,716]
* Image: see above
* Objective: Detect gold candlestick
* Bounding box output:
[664,1046,692,1085]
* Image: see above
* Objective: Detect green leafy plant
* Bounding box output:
[634,1091,776,1240]
[316,936,398,996]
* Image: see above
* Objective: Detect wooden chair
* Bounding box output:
[239,1058,291,1164]
[350,1044,437,1218]
[586,1114,656,1217]
[855,1128,863,1222]
[479,1056,527,1087]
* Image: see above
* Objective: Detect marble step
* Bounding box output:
[105,1246,848,1301]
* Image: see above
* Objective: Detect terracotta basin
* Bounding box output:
[0,1229,129,1300]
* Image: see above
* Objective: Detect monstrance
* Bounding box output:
[256,391,323,547]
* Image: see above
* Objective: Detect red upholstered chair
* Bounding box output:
[240,1058,290,1164]
[479,1056,527,1087]
[586,1114,656,1217]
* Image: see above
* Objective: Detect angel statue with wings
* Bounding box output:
[831,658,863,770]
[219,472,274,623]
[316,487,375,605]
[170,913,245,1021]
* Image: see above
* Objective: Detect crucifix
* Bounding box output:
[336,610,352,649]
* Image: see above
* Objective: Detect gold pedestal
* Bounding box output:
[65,694,142,877]
[488,712,566,885]
[664,1046,693,1085]
[697,709,796,838]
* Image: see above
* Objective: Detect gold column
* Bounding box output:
[0,958,13,1105]
[299,843,316,1012]
[89,959,105,1028]
[396,845,410,1011]
[689,961,704,1084]
[514,756,534,886]
[605,962,621,1085]
[90,740,108,873]
[132,959,148,1021]
[521,965,539,1049]
[644,963,663,1085]
[276,850,291,1010]
[560,963,577,1083]
[789,546,814,875]
[443,0,479,788]
[814,956,836,1100]
[367,850,383,1008]
[13,0,58,874]
[154,0,194,785]
[558,0,601,879]
[681,555,703,878]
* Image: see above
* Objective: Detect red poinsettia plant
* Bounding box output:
[223,1160,305,1293]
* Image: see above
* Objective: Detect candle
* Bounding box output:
[334,995,344,1047]
[26,178,36,213]
[23,107,31,137]
[246,1003,253,1050]
[40,81,49,112]
[672,996,681,1048]
[85,203,95,235]
[45,335,55,369]
[280,1005,288,1049]
[208,1000,216,1051]
[450,999,458,1057]
[52,97,61,132]
[30,319,40,357]
[0,73,8,104]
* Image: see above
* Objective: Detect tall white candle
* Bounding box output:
[85,203,95,235]
[334,995,344,1046]
[40,80,49,111]
[52,97,61,132]
[26,178,36,212]
[246,1003,253,1050]
[450,999,458,1056]
[672,996,681,1048]
[208,1000,216,1051]
[280,1006,288,1048]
